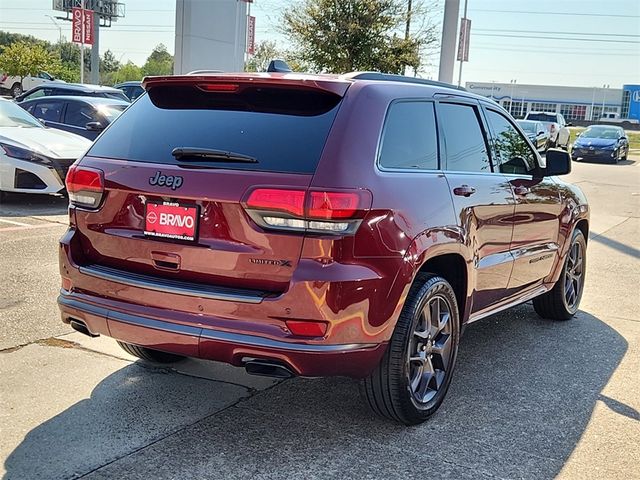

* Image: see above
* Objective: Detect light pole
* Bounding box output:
[601,84,610,118]
[45,15,63,44]
[510,79,517,115]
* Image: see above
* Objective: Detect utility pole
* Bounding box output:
[45,15,63,44]
[403,0,412,75]
[80,0,85,84]
[438,0,460,84]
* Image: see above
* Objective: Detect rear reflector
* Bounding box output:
[286,320,328,337]
[66,165,104,209]
[61,277,72,291]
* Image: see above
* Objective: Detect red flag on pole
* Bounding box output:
[72,7,83,44]
[83,9,94,45]
[247,16,256,55]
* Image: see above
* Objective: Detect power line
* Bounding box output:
[475,28,640,38]
[474,33,640,44]
[469,8,640,18]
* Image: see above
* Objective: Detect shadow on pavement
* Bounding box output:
[591,233,640,259]
[3,305,629,479]
[0,192,68,217]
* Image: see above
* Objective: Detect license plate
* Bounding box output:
[144,202,198,241]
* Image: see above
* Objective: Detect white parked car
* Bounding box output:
[0,71,62,98]
[0,98,91,201]
[523,111,571,149]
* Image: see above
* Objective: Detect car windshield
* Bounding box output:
[581,127,620,139]
[0,101,43,128]
[97,104,127,122]
[517,121,536,133]
[526,113,557,122]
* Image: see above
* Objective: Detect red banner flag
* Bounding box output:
[83,9,94,45]
[247,15,256,55]
[72,7,83,43]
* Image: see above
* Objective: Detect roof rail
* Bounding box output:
[342,72,466,91]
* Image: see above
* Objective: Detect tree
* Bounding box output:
[0,41,58,88]
[112,61,143,83]
[245,41,281,72]
[142,44,173,76]
[283,0,434,74]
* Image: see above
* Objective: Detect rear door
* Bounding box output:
[437,99,517,312]
[32,99,65,129]
[74,79,346,294]
[483,106,562,290]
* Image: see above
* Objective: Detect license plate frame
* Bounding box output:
[144,201,199,242]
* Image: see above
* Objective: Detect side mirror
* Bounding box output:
[567,122,573,126]
[544,149,571,176]
[85,121,103,131]
[538,131,545,135]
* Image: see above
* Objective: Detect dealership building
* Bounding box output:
[465,82,640,122]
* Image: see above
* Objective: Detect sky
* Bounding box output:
[0,0,639,88]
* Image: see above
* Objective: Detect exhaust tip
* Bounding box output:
[69,318,99,338]
[244,359,294,379]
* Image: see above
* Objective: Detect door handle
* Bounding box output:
[453,185,476,197]
[513,185,531,196]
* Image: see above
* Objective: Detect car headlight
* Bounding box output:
[0,142,51,165]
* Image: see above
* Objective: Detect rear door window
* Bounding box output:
[438,102,491,173]
[378,101,438,170]
[64,102,99,127]
[33,101,64,122]
[87,84,343,174]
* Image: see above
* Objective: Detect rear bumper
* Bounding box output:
[58,294,386,377]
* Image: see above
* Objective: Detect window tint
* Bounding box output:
[87,85,342,174]
[32,101,63,122]
[486,110,536,175]
[379,101,438,170]
[65,102,99,127]
[439,103,490,172]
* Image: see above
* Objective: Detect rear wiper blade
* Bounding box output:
[171,147,257,163]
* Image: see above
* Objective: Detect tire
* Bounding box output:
[10,83,22,97]
[533,228,586,320]
[361,273,460,425]
[116,340,185,363]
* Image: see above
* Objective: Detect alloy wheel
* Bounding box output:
[564,240,585,311]
[407,295,453,405]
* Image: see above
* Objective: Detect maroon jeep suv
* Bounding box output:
[58,72,589,425]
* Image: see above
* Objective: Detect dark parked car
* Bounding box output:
[20,96,128,140]
[59,73,589,425]
[572,125,629,163]
[15,83,129,103]
[114,81,144,101]
[516,119,549,151]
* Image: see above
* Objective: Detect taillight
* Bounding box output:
[65,165,104,209]
[243,187,371,235]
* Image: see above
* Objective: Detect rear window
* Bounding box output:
[87,84,343,174]
[526,113,557,122]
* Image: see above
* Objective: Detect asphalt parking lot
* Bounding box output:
[1,157,639,480]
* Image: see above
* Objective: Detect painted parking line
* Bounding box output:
[0,218,31,227]
[0,223,65,233]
